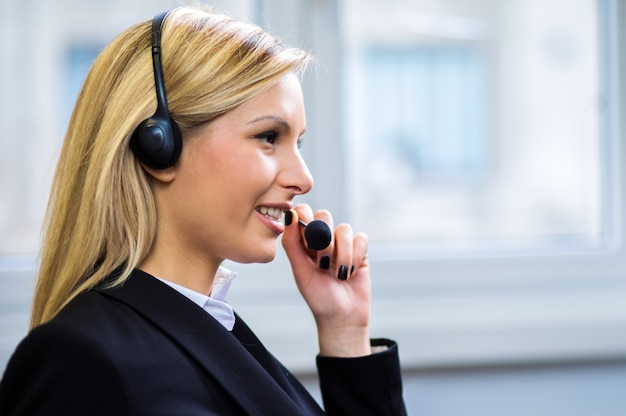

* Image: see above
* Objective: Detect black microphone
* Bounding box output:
[298,219,332,250]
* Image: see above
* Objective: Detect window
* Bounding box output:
[356,45,491,245]
[344,0,606,257]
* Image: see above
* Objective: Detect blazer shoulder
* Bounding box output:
[0,317,135,415]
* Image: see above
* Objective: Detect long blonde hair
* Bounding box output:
[31,6,311,328]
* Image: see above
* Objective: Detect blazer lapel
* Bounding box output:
[97,269,308,415]
[232,314,326,414]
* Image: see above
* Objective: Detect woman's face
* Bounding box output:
[160,73,313,265]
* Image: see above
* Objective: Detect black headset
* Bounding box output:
[130,11,182,170]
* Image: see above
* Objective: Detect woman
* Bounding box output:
[0,6,406,415]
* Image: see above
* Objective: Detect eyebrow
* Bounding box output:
[246,115,306,136]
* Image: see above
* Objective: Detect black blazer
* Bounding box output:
[0,269,406,415]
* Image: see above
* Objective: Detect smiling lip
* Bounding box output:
[255,204,290,235]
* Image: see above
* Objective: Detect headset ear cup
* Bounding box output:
[130,115,182,170]
[130,10,182,170]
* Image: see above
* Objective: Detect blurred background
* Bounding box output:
[1,0,625,414]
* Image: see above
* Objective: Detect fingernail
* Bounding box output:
[338,265,348,281]
[284,210,293,226]
[350,265,355,276]
[319,256,330,270]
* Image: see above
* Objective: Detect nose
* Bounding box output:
[281,149,314,195]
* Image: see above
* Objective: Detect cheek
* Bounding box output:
[191,146,277,205]
[184,140,235,182]
[213,147,277,189]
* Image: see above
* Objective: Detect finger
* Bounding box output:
[293,203,314,249]
[351,232,369,278]
[282,208,314,270]
[312,209,334,270]
[333,223,353,281]
[294,203,314,223]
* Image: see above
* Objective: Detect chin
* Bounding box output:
[236,253,276,264]
[232,242,277,264]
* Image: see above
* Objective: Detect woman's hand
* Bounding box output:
[281,203,372,357]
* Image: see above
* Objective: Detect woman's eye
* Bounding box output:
[255,131,278,144]
[297,138,304,149]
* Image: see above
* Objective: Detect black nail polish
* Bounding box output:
[284,210,293,226]
[338,265,348,281]
[319,256,330,270]
[350,265,355,276]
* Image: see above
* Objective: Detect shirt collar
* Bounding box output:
[211,266,237,301]
[155,266,237,331]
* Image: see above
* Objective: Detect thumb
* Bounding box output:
[281,210,315,271]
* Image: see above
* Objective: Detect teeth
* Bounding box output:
[257,206,282,221]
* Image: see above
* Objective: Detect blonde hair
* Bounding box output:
[31,6,312,328]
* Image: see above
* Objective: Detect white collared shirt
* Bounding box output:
[156,266,237,331]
